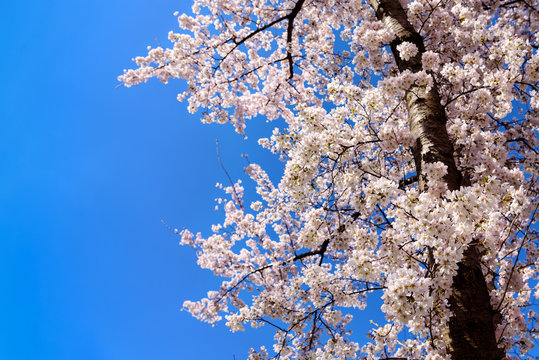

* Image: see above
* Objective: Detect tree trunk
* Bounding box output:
[369,0,505,358]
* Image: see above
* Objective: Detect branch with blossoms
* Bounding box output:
[123,0,539,358]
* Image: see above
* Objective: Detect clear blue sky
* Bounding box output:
[1,1,285,359]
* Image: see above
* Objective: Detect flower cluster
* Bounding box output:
[121,0,539,358]
[397,41,419,61]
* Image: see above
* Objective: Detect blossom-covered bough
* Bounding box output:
[120,0,539,359]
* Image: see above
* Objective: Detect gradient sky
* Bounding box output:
[1,0,285,359]
[1,1,536,360]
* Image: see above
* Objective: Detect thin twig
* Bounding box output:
[216,139,244,210]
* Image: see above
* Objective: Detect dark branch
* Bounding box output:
[285,0,306,80]
[398,174,418,189]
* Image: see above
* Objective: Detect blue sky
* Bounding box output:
[1,0,285,359]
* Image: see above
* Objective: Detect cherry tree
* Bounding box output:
[120,0,539,359]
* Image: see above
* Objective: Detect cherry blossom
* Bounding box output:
[120,0,539,359]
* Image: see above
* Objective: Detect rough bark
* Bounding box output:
[369,0,505,358]
[370,0,460,191]
[446,245,505,360]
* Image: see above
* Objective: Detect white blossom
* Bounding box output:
[120,0,539,358]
